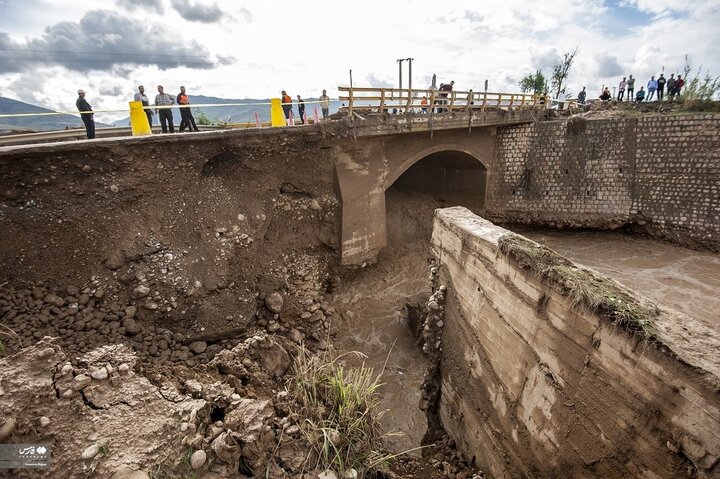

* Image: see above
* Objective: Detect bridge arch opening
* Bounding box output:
[389,149,487,209]
[383,149,488,251]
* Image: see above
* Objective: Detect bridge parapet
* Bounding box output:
[338,86,550,116]
[333,108,550,138]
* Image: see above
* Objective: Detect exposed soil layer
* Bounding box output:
[0,131,480,478]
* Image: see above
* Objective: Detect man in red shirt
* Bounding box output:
[177,86,200,132]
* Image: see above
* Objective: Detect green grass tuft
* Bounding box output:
[285,346,398,475]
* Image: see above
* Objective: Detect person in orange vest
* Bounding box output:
[177,86,199,132]
[281,91,292,121]
[420,95,428,113]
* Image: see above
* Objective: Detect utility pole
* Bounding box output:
[397,58,405,90]
[406,58,414,91]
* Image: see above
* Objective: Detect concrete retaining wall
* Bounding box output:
[487,114,720,249]
[431,207,720,478]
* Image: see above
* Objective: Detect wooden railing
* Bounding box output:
[337,86,550,116]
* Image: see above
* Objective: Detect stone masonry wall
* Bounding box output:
[431,207,720,479]
[632,114,720,247]
[487,114,720,249]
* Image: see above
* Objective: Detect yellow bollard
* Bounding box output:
[129,101,152,136]
[270,98,285,127]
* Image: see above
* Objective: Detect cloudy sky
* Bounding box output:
[1,0,718,122]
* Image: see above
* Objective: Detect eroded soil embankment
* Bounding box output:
[0,135,477,478]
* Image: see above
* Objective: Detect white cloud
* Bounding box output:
[0,0,717,118]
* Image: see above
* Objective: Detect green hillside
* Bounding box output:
[0,97,88,132]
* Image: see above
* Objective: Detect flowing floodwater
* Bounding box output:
[333,190,441,455]
[333,190,720,457]
[516,228,720,334]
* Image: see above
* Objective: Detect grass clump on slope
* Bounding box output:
[498,234,659,338]
[285,346,398,477]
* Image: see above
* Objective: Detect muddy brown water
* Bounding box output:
[514,228,720,334]
[333,201,720,458]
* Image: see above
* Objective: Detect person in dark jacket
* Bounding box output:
[76,89,95,139]
[599,88,611,101]
[296,95,306,124]
[635,86,646,102]
[133,85,153,127]
[177,86,199,132]
[657,73,667,101]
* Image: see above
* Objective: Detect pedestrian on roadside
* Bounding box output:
[635,86,646,102]
[626,75,635,99]
[76,89,95,139]
[319,89,330,120]
[647,76,657,101]
[177,86,199,132]
[281,91,292,122]
[617,77,627,101]
[421,95,428,113]
[296,95,306,124]
[675,75,685,98]
[577,87,587,105]
[657,73,667,101]
[134,85,153,127]
[155,85,175,133]
[667,74,677,100]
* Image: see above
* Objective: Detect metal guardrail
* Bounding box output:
[338,86,550,115]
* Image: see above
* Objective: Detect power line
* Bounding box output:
[0,47,208,59]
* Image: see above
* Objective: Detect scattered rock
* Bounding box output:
[122,318,141,336]
[288,329,304,344]
[44,294,65,307]
[109,184,119,193]
[265,292,284,314]
[319,471,339,479]
[189,341,208,354]
[38,416,51,428]
[90,367,108,380]
[190,449,207,470]
[132,285,150,299]
[71,374,92,391]
[0,417,16,442]
[81,444,101,460]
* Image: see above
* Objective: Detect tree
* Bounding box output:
[194,108,212,126]
[519,70,548,95]
[550,48,578,99]
[679,54,720,101]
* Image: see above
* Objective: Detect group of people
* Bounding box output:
[133,85,200,134]
[578,73,686,105]
[75,87,334,139]
[280,89,331,124]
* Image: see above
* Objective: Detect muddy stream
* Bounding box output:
[331,192,720,457]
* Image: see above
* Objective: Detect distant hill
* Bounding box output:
[0,95,344,132]
[115,95,345,126]
[0,96,110,132]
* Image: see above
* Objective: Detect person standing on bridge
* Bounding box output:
[155,85,175,133]
[75,89,95,139]
[296,95,306,124]
[134,85,153,127]
[281,91,292,123]
[319,89,330,120]
[177,86,200,132]
[626,75,635,100]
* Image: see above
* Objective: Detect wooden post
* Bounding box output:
[497,93,502,107]
[520,94,526,107]
[508,94,515,109]
[532,94,538,107]
[482,91,487,112]
[348,87,354,116]
[429,89,436,113]
[379,89,385,114]
[406,87,413,113]
[449,91,456,111]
